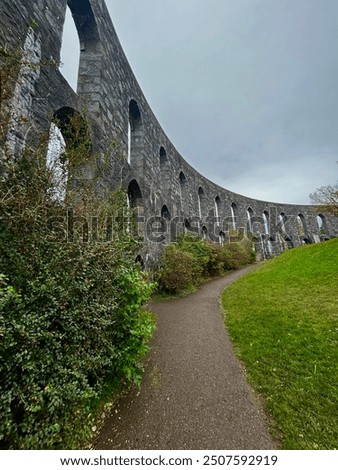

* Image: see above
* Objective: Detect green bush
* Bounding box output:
[207,244,232,276]
[158,245,195,293]
[176,235,212,278]
[0,269,153,449]
[158,236,256,295]
[0,137,155,448]
[226,240,256,268]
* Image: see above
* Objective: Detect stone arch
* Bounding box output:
[317,213,328,235]
[62,1,102,106]
[198,186,206,219]
[297,213,307,237]
[60,6,80,91]
[128,99,143,164]
[159,146,168,167]
[67,0,100,49]
[159,147,170,188]
[279,212,287,233]
[46,106,90,201]
[161,205,171,220]
[127,179,143,208]
[179,171,188,213]
[53,106,90,148]
[263,210,270,235]
[267,236,274,256]
[179,171,187,185]
[214,196,221,223]
[231,202,238,229]
[247,207,254,233]
[219,230,226,246]
[184,218,191,234]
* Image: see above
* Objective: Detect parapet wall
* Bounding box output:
[1,0,337,268]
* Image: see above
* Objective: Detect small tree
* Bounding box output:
[310,183,338,218]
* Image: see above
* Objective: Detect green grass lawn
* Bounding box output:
[222,238,338,449]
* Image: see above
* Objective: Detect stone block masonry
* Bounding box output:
[1,0,337,269]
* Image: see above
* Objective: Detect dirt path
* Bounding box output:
[95,265,275,450]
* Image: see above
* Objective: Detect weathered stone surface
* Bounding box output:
[1,0,337,268]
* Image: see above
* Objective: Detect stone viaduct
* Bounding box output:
[1,0,337,269]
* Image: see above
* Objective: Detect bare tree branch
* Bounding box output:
[310,184,338,218]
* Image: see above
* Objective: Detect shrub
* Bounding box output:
[157,236,256,294]
[227,240,256,268]
[158,245,195,293]
[207,244,232,276]
[0,148,155,449]
[0,56,155,447]
[176,234,212,278]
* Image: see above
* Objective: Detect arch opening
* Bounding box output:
[161,205,171,220]
[128,99,143,164]
[198,187,206,219]
[179,171,187,185]
[179,171,188,212]
[231,203,238,229]
[53,106,90,148]
[129,99,142,128]
[60,6,80,92]
[67,0,100,49]
[46,107,90,202]
[297,214,307,237]
[127,179,143,208]
[279,212,287,233]
[135,255,144,270]
[215,196,221,224]
[317,214,328,235]
[247,207,254,233]
[184,218,191,234]
[267,237,274,255]
[263,210,270,235]
[219,230,226,246]
[160,146,168,167]
[60,0,100,92]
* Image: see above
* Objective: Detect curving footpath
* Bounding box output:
[95,265,276,450]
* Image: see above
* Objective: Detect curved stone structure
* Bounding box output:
[1,0,337,268]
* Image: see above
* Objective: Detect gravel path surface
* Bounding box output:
[95,266,275,450]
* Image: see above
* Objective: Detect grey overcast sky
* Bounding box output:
[61,0,338,204]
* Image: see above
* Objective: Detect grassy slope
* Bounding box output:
[222,239,338,449]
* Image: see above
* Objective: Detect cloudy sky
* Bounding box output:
[61,0,338,204]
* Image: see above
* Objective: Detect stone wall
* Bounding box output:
[1,0,337,268]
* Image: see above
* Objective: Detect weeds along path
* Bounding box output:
[95,265,275,450]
